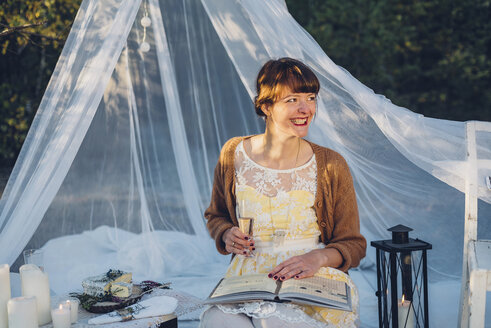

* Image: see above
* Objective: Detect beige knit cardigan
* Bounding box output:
[204,136,366,273]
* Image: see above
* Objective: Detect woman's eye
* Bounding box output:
[308,96,316,101]
[286,98,296,103]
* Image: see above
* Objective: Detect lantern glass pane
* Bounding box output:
[376,249,429,328]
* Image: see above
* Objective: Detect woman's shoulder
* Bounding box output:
[221,136,242,150]
[306,140,351,174]
[306,140,346,163]
[220,136,249,152]
[218,136,252,163]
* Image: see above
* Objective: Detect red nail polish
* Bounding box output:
[273,276,278,280]
[245,236,249,240]
[243,251,247,254]
[252,247,256,251]
[250,242,254,246]
[280,276,285,280]
[268,273,273,278]
[295,275,299,279]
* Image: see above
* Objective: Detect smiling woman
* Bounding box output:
[250,58,319,170]
[202,58,366,328]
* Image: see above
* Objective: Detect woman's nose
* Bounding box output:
[297,99,311,113]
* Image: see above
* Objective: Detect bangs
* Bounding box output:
[271,62,320,101]
[254,57,320,117]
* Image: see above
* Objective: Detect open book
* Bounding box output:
[205,274,351,311]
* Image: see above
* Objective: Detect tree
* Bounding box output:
[0,0,81,165]
[286,0,491,121]
[0,0,490,165]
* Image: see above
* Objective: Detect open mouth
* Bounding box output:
[290,118,308,126]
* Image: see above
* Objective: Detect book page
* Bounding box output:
[279,276,348,304]
[210,274,278,298]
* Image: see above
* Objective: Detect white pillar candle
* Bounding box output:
[7,296,38,328]
[0,264,11,328]
[62,298,79,323]
[398,296,415,328]
[20,264,51,325]
[51,304,70,328]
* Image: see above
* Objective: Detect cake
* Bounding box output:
[82,269,132,297]
[110,282,133,298]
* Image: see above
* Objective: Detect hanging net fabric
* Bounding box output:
[0,0,490,325]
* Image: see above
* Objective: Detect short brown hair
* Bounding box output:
[254,57,320,117]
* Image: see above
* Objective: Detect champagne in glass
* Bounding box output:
[238,217,254,236]
[238,217,254,256]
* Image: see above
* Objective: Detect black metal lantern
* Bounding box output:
[371,225,432,328]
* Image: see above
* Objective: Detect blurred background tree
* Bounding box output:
[0,0,490,167]
[0,0,80,166]
[286,0,491,121]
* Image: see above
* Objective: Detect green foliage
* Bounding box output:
[0,1,490,166]
[0,0,81,165]
[286,0,491,121]
[0,84,29,162]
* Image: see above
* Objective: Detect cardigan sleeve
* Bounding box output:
[324,156,366,272]
[204,142,235,255]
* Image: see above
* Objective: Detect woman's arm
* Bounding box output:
[205,137,253,255]
[205,163,254,255]
[205,156,235,255]
[268,248,343,281]
[323,155,366,272]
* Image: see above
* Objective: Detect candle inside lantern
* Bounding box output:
[20,264,51,325]
[62,298,79,323]
[51,304,70,328]
[7,296,38,328]
[0,264,11,328]
[398,295,415,328]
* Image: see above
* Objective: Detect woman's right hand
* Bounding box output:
[223,227,255,255]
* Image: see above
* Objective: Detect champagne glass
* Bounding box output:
[238,217,254,236]
[238,199,254,256]
[23,249,44,271]
[238,217,254,256]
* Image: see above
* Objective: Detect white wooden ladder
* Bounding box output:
[458,121,491,328]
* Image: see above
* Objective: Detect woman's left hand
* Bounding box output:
[268,248,342,281]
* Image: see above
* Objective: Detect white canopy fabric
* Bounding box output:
[0,0,490,325]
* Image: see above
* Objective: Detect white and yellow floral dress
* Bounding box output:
[215,141,359,328]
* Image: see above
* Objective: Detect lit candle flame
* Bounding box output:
[402,294,405,303]
[59,304,63,310]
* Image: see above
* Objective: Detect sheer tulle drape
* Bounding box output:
[0,0,143,265]
[0,0,489,313]
[201,0,491,278]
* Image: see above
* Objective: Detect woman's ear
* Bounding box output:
[261,104,270,117]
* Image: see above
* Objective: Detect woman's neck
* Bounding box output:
[249,132,301,170]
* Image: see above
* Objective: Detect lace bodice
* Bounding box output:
[234,141,319,241]
[234,141,317,198]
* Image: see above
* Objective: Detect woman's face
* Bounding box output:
[264,86,316,138]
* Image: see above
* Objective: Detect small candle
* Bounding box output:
[0,264,11,328]
[20,264,51,325]
[398,295,415,328]
[7,296,38,328]
[62,298,79,323]
[51,304,70,328]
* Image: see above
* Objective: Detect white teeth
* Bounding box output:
[291,118,307,124]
